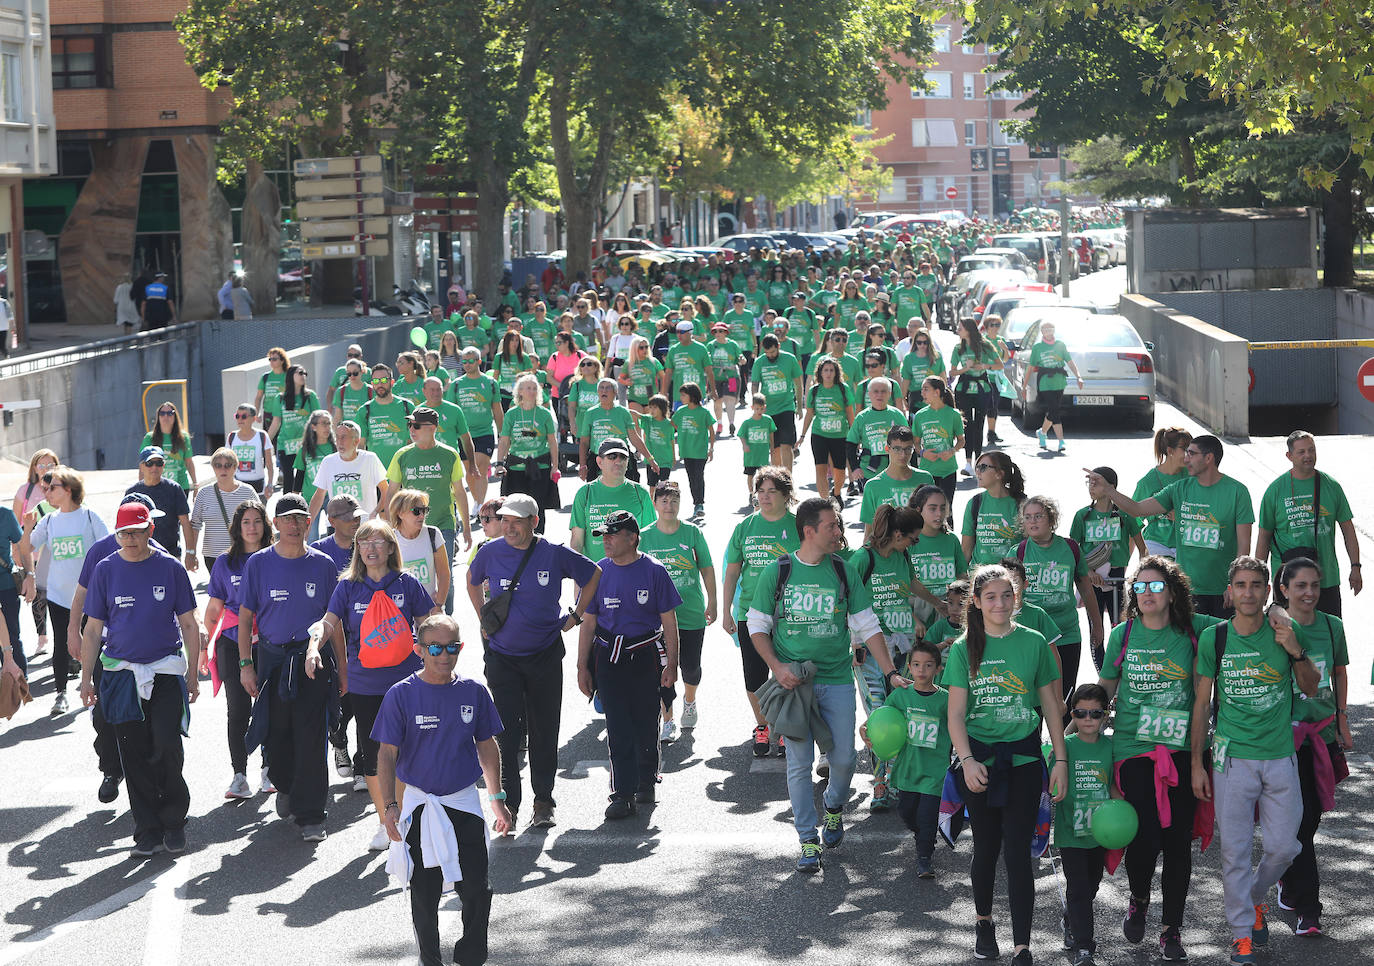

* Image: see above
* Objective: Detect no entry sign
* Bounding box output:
[1359,357,1374,403]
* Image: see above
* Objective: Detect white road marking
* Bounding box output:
[141,863,189,966]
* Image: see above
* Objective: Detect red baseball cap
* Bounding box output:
[114,503,154,533]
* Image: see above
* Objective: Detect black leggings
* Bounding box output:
[959,389,994,459]
[1039,388,1065,425]
[47,601,74,692]
[214,635,260,775]
[660,626,705,710]
[277,449,303,493]
[958,759,1042,947]
[897,790,940,860]
[1057,640,1082,709]
[683,457,707,505]
[1118,750,1197,928]
[736,621,770,693]
[1060,845,1106,951]
[1281,740,1334,919]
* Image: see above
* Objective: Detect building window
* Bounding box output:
[911,71,952,99]
[993,121,1024,146]
[855,103,872,128]
[933,26,951,52]
[920,176,936,202]
[878,177,907,203]
[963,73,977,99]
[964,120,977,145]
[912,118,958,147]
[1,44,21,121]
[989,75,1024,100]
[960,28,979,55]
[52,34,113,90]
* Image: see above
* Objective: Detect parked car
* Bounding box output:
[876,214,948,235]
[716,232,784,255]
[850,211,901,229]
[972,247,1037,280]
[969,281,1055,322]
[1001,300,1111,350]
[991,231,1080,284]
[1010,310,1155,431]
[1081,228,1125,266]
[948,267,1026,323]
[593,237,661,258]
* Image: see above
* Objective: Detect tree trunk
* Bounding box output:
[1321,163,1355,288]
[473,142,509,306]
[242,159,282,314]
[548,82,618,284]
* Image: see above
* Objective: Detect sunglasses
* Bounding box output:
[371,379,391,385]
[1132,580,1167,594]
[410,506,430,516]
[580,362,597,368]
[425,643,462,656]
[1071,708,1107,720]
[212,461,234,470]
[158,409,175,416]
[602,453,628,461]
[619,322,634,327]
[235,413,251,420]
[479,515,496,523]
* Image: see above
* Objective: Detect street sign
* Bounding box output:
[1359,357,1374,403]
[970,149,988,172]
[300,216,389,241]
[1028,144,1059,159]
[294,156,383,177]
[295,175,384,198]
[945,186,958,200]
[297,196,385,219]
[414,213,479,233]
[302,240,390,260]
[414,195,478,211]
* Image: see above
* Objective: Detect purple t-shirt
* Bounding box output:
[207,553,251,644]
[586,553,683,637]
[326,571,433,695]
[239,546,339,645]
[79,533,170,589]
[310,535,354,573]
[371,673,502,795]
[468,537,598,657]
[85,552,196,663]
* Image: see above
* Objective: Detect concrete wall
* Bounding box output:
[1118,293,1250,437]
[1334,289,1374,435]
[1127,207,1319,294]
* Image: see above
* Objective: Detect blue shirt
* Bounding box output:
[468,537,598,657]
[310,535,354,572]
[372,674,502,795]
[325,571,434,695]
[125,480,189,552]
[86,552,196,663]
[239,546,339,645]
[145,281,169,301]
[586,553,683,637]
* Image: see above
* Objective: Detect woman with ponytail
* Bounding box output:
[913,375,964,510]
[961,450,1026,566]
[1132,427,1191,558]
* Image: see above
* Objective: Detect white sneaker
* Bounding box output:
[259,766,277,794]
[368,824,391,851]
[353,774,368,792]
[962,460,974,476]
[659,719,678,743]
[681,701,699,729]
[50,692,69,717]
[816,752,830,777]
[224,773,252,799]
[35,636,49,655]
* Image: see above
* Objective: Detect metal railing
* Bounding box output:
[0,321,200,378]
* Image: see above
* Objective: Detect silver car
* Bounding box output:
[1010,310,1156,432]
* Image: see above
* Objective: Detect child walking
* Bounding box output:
[1056,683,1117,966]
[880,640,950,878]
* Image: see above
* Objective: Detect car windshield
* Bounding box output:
[1035,314,1143,348]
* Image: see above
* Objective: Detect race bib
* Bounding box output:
[1180,522,1221,550]
[819,416,842,434]
[1084,517,1122,543]
[917,558,957,584]
[1212,736,1230,772]
[404,558,432,586]
[905,710,940,749]
[331,478,363,499]
[1137,704,1190,750]
[51,535,85,561]
[785,586,837,616]
[765,377,787,394]
[1036,562,1071,591]
[234,443,255,473]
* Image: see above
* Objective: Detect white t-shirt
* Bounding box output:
[312,450,387,515]
[31,507,110,607]
[231,428,272,483]
[395,526,443,598]
[606,332,637,362]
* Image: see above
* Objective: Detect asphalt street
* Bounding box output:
[5,266,1374,966]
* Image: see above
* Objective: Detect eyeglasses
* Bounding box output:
[425,643,462,656]
[235,413,251,420]
[974,462,994,472]
[479,515,496,523]
[358,538,390,549]
[1071,708,1107,720]
[1132,580,1167,594]
[602,453,629,461]
[1022,512,1047,522]
[410,506,430,516]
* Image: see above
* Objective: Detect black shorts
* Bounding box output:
[470,434,496,457]
[715,376,740,398]
[810,433,847,467]
[1038,388,1065,423]
[772,410,797,446]
[744,464,763,476]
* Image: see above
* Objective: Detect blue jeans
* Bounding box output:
[439,527,457,616]
[784,681,856,840]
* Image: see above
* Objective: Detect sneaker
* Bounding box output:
[1011,952,1033,966]
[693,504,704,518]
[1228,937,1254,965]
[50,692,69,717]
[680,701,698,728]
[821,808,844,848]
[751,723,770,757]
[728,423,735,436]
[1072,949,1094,966]
[368,825,391,851]
[1294,915,1322,937]
[869,787,891,812]
[224,773,252,800]
[1251,904,1268,947]
[353,774,368,793]
[816,752,830,778]
[529,800,556,829]
[260,767,277,795]
[715,422,724,437]
[635,787,656,805]
[1160,926,1188,961]
[275,791,291,820]
[301,824,327,843]
[604,797,636,820]
[974,919,999,960]
[659,719,677,743]
[962,460,975,476]
[916,856,934,879]
[774,734,787,756]
[987,431,1002,443]
[1276,881,1294,911]
[796,838,822,874]
[333,747,354,778]
[98,774,122,804]
[1037,429,1048,448]
[1057,439,1066,453]
[163,827,186,854]
[1062,913,1075,949]
[131,835,164,859]
[1122,895,1148,943]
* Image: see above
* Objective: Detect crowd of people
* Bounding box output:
[2,214,1367,966]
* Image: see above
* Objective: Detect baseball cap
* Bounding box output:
[496,493,539,519]
[591,509,640,537]
[710,322,729,333]
[597,438,630,459]
[407,406,440,426]
[325,494,365,520]
[273,493,311,517]
[119,492,166,518]
[114,503,154,533]
[139,445,166,464]
[731,293,745,302]
[634,293,650,303]
[791,291,807,299]
[674,320,694,333]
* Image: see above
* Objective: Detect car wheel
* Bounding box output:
[1134,409,1155,433]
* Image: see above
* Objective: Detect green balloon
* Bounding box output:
[410,326,428,349]
[866,706,907,761]
[1090,799,1139,849]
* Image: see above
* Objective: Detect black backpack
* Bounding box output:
[772,553,851,619]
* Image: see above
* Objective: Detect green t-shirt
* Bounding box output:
[140,433,194,489]
[1052,733,1115,848]
[723,310,756,354]
[492,356,536,395]
[577,404,636,457]
[448,373,500,437]
[1016,602,1064,649]
[950,343,1000,393]
[357,396,414,470]
[806,383,853,439]
[754,352,803,415]
[890,286,928,326]
[835,297,873,331]
[567,378,601,423]
[293,441,336,504]
[900,350,945,392]
[750,553,872,685]
[258,370,287,424]
[1197,620,1299,762]
[961,493,1023,565]
[1153,475,1255,595]
[847,406,909,473]
[640,521,714,631]
[1019,536,1089,645]
[785,308,818,355]
[1028,340,1072,392]
[1290,613,1348,743]
[912,404,963,479]
[624,357,663,406]
[813,351,861,387]
[641,416,676,467]
[707,339,742,379]
[526,319,557,360]
[1132,466,1187,549]
[498,404,557,461]
[849,547,917,638]
[884,686,952,795]
[393,376,427,404]
[1258,471,1353,588]
[430,399,470,452]
[336,384,371,425]
[665,341,711,397]
[923,617,962,647]
[386,442,464,531]
[766,280,792,311]
[457,326,491,351]
[740,288,769,319]
[944,625,1059,762]
[1101,614,1221,760]
[570,478,657,562]
[725,512,800,619]
[860,468,935,522]
[914,272,940,299]
[738,414,776,469]
[671,405,714,460]
[908,530,967,598]
[1070,506,1141,569]
[275,390,321,457]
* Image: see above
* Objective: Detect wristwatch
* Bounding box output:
[566,611,584,625]
[488,790,507,802]
[239,658,254,668]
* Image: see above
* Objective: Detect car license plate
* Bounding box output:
[1074,395,1114,405]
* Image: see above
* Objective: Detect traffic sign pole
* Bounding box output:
[355,155,369,315]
